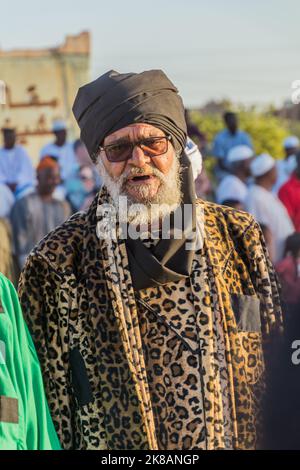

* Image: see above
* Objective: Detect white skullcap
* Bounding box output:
[250,153,275,177]
[227,145,254,163]
[185,137,202,180]
[283,135,299,149]
[216,175,248,204]
[52,119,67,132]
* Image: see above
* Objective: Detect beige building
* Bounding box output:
[0,31,90,164]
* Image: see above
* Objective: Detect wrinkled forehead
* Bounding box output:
[104,123,165,145]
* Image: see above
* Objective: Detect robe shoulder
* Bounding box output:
[23,210,90,276]
[198,199,258,240]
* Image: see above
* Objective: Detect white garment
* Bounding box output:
[185,137,202,180]
[216,175,248,205]
[0,183,15,218]
[283,136,299,149]
[0,145,35,192]
[250,153,275,177]
[227,145,253,164]
[245,185,294,263]
[40,142,78,182]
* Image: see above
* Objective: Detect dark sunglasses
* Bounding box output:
[99,135,172,163]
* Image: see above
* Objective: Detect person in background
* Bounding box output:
[212,112,252,179]
[0,273,61,450]
[215,145,254,208]
[0,183,14,219]
[66,165,98,212]
[184,110,207,154]
[74,138,92,166]
[274,136,299,193]
[40,120,78,186]
[245,153,294,263]
[195,168,213,200]
[0,128,35,196]
[276,232,300,329]
[11,157,71,269]
[279,151,300,232]
[74,139,102,187]
[65,139,102,212]
[78,166,99,211]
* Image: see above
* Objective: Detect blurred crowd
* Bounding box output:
[189,110,300,331]
[0,121,101,280]
[0,112,299,327]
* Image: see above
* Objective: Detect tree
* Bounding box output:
[189,107,299,159]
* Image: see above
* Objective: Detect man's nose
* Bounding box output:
[128,145,150,167]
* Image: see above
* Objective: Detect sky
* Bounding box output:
[1,0,300,107]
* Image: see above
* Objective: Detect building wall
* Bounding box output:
[0,32,90,165]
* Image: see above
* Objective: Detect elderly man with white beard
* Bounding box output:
[96,123,183,226]
[19,70,282,451]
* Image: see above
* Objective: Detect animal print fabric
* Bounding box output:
[19,189,282,450]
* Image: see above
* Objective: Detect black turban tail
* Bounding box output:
[73,69,196,290]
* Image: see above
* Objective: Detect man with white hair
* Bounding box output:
[215,145,254,207]
[245,153,294,263]
[274,136,299,193]
[19,70,282,451]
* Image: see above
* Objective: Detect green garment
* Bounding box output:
[0,273,61,450]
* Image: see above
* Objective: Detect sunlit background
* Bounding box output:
[1,0,300,107]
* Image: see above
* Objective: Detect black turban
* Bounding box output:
[72,69,187,161]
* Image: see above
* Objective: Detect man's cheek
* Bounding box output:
[106,162,125,179]
[154,155,173,174]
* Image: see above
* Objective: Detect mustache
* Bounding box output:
[121,166,166,187]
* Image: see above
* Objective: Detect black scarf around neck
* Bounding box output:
[125,151,196,291]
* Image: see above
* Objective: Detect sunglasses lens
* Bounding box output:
[106,142,132,162]
[104,137,169,162]
[141,138,168,156]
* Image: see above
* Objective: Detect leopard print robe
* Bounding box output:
[18,192,282,450]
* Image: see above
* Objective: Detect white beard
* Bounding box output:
[96,154,182,226]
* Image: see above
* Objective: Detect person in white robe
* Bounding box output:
[245,153,294,263]
[0,128,35,196]
[216,145,254,207]
[40,120,78,183]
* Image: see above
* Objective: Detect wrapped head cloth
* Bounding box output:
[72,69,187,161]
[72,69,195,291]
